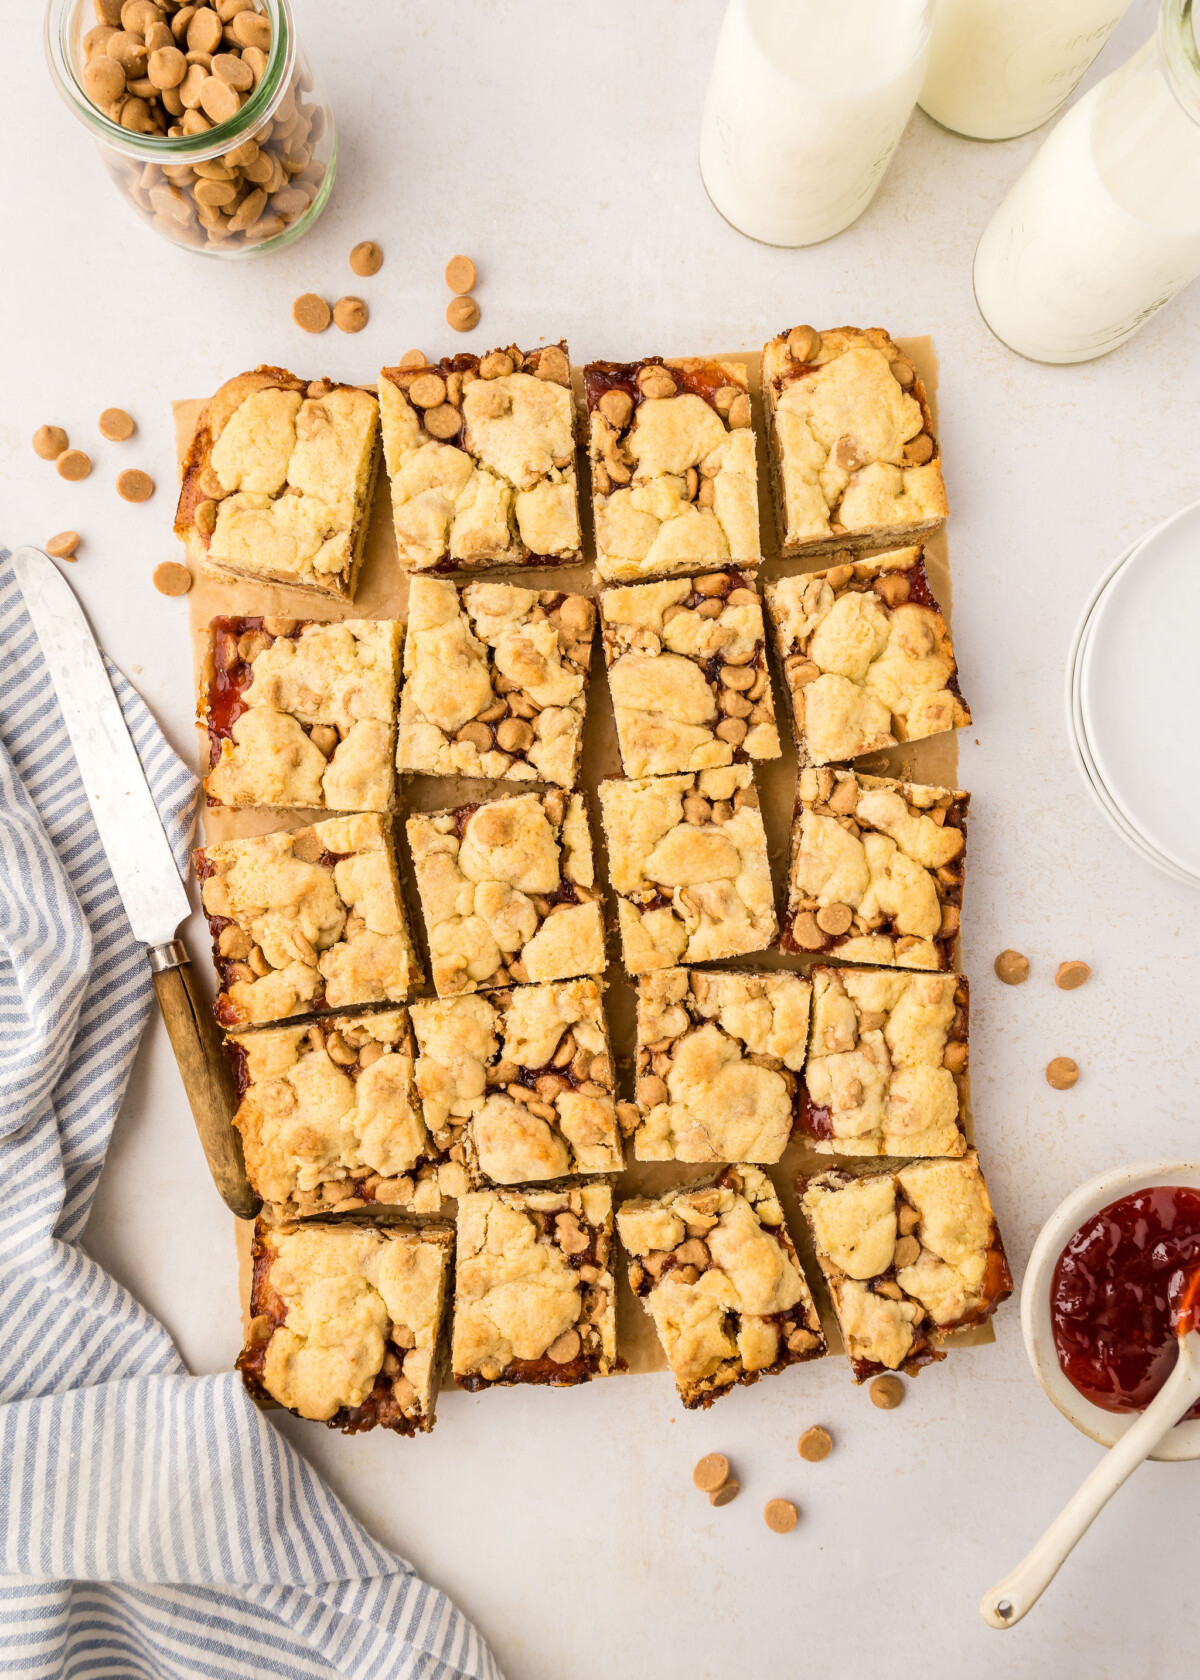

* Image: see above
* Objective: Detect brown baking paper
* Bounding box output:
[176,334,994,1379]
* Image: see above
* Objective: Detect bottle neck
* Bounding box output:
[1160,0,1200,127]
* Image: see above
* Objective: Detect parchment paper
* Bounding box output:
[175,336,993,1375]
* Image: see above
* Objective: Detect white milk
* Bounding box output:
[973,31,1200,362]
[699,0,932,246]
[919,0,1131,140]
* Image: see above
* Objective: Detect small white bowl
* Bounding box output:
[1023,1160,1200,1462]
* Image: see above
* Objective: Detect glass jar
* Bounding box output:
[973,0,1200,362]
[699,0,933,247]
[919,0,1132,141]
[45,0,335,257]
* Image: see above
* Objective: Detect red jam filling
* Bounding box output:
[1051,1186,1200,1417]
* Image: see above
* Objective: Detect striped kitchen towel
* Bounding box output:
[0,550,501,1680]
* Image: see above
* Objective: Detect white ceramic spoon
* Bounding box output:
[981,1324,1200,1629]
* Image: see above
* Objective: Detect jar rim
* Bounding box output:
[45,0,296,161]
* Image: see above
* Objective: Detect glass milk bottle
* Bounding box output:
[699,0,933,246]
[973,0,1200,362]
[919,0,1132,140]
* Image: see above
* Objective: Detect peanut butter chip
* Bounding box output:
[994,949,1030,985]
[117,469,154,503]
[692,1453,730,1493]
[46,531,80,560]
[1046,1057,1079,1090]
[153,561,192,596]
[546,1328,580,1364]
[1055,960,1091,991]
[869,1375,905,1409]
[764,1499,798,1534]
[445,254,476,294]
[816,903,853,936]
[57,450,92,482]
[423,404,461,440]
[99,407,135,441]
[34,425,68,460]
[292,293,331,333]
[350,239,382,277]
[709,1481,740,1508]
[398,349,427,369]
[408,373,447,409]
[195,499,217,534]
[333,296,368,333]
[798,1426,832,1463]
[788,325,820,362]
[446,296,480,333]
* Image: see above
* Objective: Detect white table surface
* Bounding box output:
[6,3,1200,1676]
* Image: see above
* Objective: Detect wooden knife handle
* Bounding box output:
[149,940,260,1221]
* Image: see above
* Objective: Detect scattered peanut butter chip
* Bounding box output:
[350,240,382,277]
[46,531,80,560]
[764,1499,798,1534]
[99,407,135,441]
[445,254,476,294]
[153,561,192,596]
[446,295,480,333]
[398,348,427,369]
[117,469,155,503]
[34,425,68,460]
[692,1453,730,1493]
[424,403,462,440]
[195,498,217,534]
[1046,1057,1079,1090]
[333,295,368,333]
[56,449,92,481]
[798,1426,833,1463]
[709,1481,740,1508]
[545,1328,580,1364]
[994,949,1030,985]
[1056,960,1091,991]
[869,1374,905,1409]
[292,292,331,332]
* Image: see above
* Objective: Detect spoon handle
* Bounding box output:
[980,1336,1200,1629]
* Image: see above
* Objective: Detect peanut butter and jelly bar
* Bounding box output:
[765,548,970,767]
[379,343,581,573]
[803,967,969,1158]
[412,980,624,1187]
[203,616,402,812]
[452,1183,617,1388]
[799,1155,1012,1382]
[597,766,776,972]
[632,968,809,1163]
[238,1220,453,1434]
[600,569,780,777]
[196,814,420,1029]
[784,769,968,968]
[406,791,605,997]
[617,1168,824,1409]
[762,326,947,560]
[585,358,761,584]
[226,1010,452,1223]
[397,577,594,788]
[175,367,381,600]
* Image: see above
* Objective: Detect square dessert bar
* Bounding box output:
[397,576,595,788]
[412,979,625,1187]
[799,1154,1012,1381]
[452,1182,617,1388]
[600,569,780,777]
[379,342,581,573]
[238,1220,453,1434]
[617,1167,825,1409]
[632,968,809,1163]
[765,548,970,767]
[196,814,420,1029]
[783,768,968,969]
[585,358,761,584]
[226,1010,452,1223]
[175,367,381,600]
[406,790,606,997]
[202,616,402,813]
[597,766,776,972]
[803,967,969,1158]
[762,325,947,560]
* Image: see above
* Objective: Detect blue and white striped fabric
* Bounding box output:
[0,550,500,1680]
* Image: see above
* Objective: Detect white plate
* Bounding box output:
[1079,498,1200,879]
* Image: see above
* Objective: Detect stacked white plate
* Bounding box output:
[1065,497,1200,887]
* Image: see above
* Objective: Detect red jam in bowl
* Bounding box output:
[1051,1186,1200,1417]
